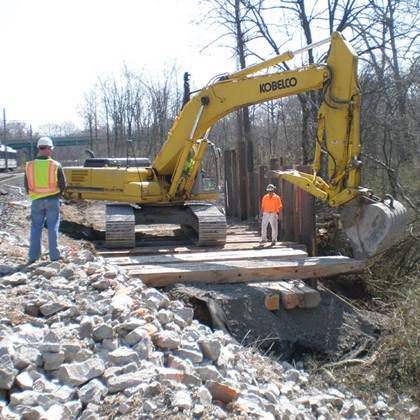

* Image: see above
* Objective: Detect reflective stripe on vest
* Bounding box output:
[26,159,60,198]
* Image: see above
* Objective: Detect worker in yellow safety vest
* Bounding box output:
[24,137,67,264]
[182,149,195,175]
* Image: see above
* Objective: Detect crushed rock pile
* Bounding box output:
[0,234,402,420]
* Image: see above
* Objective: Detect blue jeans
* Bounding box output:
[29,198,61,261]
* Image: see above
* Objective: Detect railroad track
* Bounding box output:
[0,170,24,186]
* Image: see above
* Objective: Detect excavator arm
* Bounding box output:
[268,32,365,207]
[155,33,361,206]
[153,35,335,201]
[154,63,330,199]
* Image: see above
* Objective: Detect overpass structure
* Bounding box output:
[4,135,92,164]
[5,135,91,149]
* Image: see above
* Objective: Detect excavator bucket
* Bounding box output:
[340,197,407,261]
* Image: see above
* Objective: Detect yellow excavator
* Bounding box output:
[63,32,407,259]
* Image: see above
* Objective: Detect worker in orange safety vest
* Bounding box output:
[24,137,67,264]
[259,184,283,244]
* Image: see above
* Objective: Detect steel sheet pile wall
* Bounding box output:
[224,145,316,256]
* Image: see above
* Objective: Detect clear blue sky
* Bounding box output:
[0,0,234,131]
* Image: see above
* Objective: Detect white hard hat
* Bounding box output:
[37,137,54,148]
[266,184,276,191]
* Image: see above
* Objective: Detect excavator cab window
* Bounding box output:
[190,141,221,195]
[200,143,219,192]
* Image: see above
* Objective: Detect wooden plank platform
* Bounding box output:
[98,242,307,257]
[99,228,365,290]
[109,247,308,266]
[97,238,307,257]
[125,256,365,287]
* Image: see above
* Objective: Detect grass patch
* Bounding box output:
[313,215,420,409]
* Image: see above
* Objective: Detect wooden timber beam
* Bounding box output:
[128,256,366,288]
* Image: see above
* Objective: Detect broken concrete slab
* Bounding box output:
[166,281,388,361]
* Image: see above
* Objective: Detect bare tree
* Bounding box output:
[79,63,182,161]
[0,120,30,139]
[141,67,180,159]
[240,0,370,164]
[79,87,100,153]
[350,0,420,199]
[199,0,255,170]
[38,122,80,137]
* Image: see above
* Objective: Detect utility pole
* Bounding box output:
[3,108,7,169]
[30,125,34,160]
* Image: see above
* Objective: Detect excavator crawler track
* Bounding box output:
[105,204,135,248]
[183,204,227,246]
[105,203,226,249]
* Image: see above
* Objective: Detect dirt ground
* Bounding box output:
[0,174,96,267]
